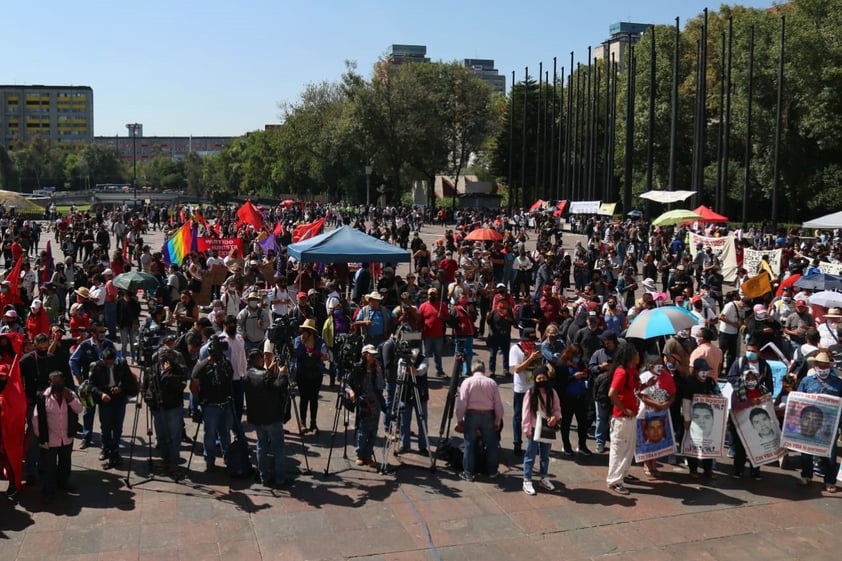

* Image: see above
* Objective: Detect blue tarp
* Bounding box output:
[286,225,410,263]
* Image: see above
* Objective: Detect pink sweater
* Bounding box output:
[521,388,562,438]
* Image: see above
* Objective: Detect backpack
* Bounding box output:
[788,349,818,383]
[594,370,613,407]
[174,271,189,293]
[225,437,254,478]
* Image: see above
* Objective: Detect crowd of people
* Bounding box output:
[1,200,841,506]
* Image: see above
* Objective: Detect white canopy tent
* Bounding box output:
[639,190,696,204]
[803,211,842,230]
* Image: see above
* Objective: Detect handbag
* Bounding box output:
[534,413,558,444]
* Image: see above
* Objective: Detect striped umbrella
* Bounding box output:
[626,306,699,340]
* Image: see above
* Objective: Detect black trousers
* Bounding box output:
[41,444,72,496]
[560,395,589,452]
[298,374,322,426]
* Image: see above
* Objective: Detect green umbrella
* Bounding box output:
[651,209,704,227]
[113,271,160,292]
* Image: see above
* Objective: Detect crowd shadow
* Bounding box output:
[0,497,34,536]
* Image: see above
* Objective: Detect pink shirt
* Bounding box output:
[32,388,83,448]
[521,388,562,437]
[456,372,504,425]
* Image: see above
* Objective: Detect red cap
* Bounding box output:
[796,299,808,307]
[691,295,702,304]
[297,291,307,299]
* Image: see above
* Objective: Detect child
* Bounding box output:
[521,366,561,495]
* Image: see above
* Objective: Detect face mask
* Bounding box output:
[248,301,258,309]
[782,297,792,303]
[816,368,831,380]
[535,380,549,389]
[677,330,689,339]
[745,379,758,389]
[572,356,581,364]
[1,288,8,294]
[608,303,617,309]
[745,351,758,361]
[52,383,65,394]
[652,364,664,375]
[666,361,676,371]
[213,306,222,313]
[697,370,709,380]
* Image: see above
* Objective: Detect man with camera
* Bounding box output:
[143,346,188,476]
[346,344,386,467]
[244,348,290,487]
[190,334,234,471]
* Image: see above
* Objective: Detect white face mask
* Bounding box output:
[816,368,831,380]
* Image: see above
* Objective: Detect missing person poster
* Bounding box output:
[634,409,676,463]
[731,396,785,467]
[781,392,842,458]
[681,395,728,459]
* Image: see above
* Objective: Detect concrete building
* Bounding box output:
[464,59,506,94]
[94,134,235,162]
[593,22,650,72]
[385,44,430,65]
[0,84,93,152]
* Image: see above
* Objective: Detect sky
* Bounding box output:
[6,0,774,138]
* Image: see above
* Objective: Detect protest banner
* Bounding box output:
[741,271,772,299]
[819,261,842,275]
[634,409,676,463]
[743,248,782,277]
[197,237,243,255]
[681,395,729,459]
[569,201,601,215]
[781,391,842,457]
[688,233,738,282]
[731,396,785,467]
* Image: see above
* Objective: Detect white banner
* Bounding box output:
[743,248,782,277]
[688,233,738,283]
[569,200,601,215]
[819,261,842,275]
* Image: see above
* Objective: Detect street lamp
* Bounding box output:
[365,164,373,208]
[126,123,141,202]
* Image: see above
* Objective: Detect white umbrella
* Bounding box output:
[809,291,842,308]
[639,190,696,204]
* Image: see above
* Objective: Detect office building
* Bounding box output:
[385,44,430,65]
[0,85,93,152]
[594,22,650,72]
[94,134,235,162]
[464,59,506,94]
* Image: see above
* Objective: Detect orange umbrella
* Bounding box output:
[465,228,503,241]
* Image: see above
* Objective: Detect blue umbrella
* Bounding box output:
[626,306,699,340]
[794,273,842,291]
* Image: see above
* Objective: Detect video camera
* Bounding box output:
[138,323,163,367]
[335,332,363,373]
[267,315,296,348]
[208,334,229,360]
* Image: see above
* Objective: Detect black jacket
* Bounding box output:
[89,359,135,404]
[244,366,289,426]
[21,350,67,404]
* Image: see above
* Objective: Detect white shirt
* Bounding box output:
[89,283,107,306]
[270,286,292,316]
[225,333,247,381]
[508,342,534,394]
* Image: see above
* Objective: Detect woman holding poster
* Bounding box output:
[729,367,776,479]
[636,357,676,478]
[682,358,726,479]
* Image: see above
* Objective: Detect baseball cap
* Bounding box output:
[796,299,808,307]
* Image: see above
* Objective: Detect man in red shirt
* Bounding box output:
[538,285,561,334]
[417,288,449,377]
[438,251,459,284]
[606,344,641,495]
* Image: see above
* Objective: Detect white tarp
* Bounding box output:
[688,232,738,282]
[569,200,601,215]
[639,190,696,204]
[803,211,842,230]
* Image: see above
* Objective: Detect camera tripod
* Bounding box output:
[380,357,433,474]
[324,364,355,475]
[277,342,311,475]
[431,346,465,470]
[124,363,158,488]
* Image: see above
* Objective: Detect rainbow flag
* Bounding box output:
[163,223,197,266]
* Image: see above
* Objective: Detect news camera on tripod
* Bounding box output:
[140,346,187,477]
[384,336,432,470]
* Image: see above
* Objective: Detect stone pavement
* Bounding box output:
[2,220,842,560]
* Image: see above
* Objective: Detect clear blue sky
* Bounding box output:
[6,0,773,138]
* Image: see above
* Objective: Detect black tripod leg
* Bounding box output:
[432,353,462,469]
[180,414,203,481]
[289,390,310,474]
[123,400,143,487]
[324,387,345,475]
[146,403,155,474]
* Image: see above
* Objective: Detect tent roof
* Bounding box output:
[692,205,729,223]
[287,225,410,263]
[639,190,695,203]
[803,211,842,229]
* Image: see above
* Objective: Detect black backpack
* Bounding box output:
[225,437,253,478]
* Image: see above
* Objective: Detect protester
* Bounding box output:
[455,359,503,482]
[521,366,561,495]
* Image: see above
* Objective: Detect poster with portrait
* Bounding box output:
[781,392,842,458]
[634,409,676,463]
[681,395,728,459]
[731,396,785,467]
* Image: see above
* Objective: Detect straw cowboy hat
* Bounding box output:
[300,318,318,333]
[74,287,93,300]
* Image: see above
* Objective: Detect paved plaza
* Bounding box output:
[2,220,842,560]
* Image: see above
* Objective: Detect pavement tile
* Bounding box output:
[179,520,220,546]
[177,542,220,561]
[139,522,180,551]
[61,526,104,556]
[97,550,140,561]
[218,539,263,561]
[17,530,64,558]
[137,548,179,561]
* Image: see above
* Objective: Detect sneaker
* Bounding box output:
[523,481,537,495]
[487,472,500,480]
[732,472,743,479]
[98,450,110,461]
[459,472,476,482]
[624,474,639,482]
[539,477,555,491]
[562,449,575,458]
[578,447,593,457]
[798,477,810,486]
[609,483,630,495]
[596,444,605,454]
[79,440,91,450]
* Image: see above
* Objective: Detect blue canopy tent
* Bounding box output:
[286,225,410,263]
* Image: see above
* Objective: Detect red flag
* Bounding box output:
[236,201,264,231]
[4,256,23,308]
[292,217,326,243]
[194,211,210,233]
[169,215,174,227]
[213,220,222,237]
[273,221,283,238]
[179,209,186,224]
[0,333,25,489]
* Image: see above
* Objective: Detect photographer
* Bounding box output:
[346,344,386,467]
[292,319,329,435]
[143,347,187,476]
[244,349,290,488]
[190,334,234,471]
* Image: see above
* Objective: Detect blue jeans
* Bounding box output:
[801,434,839,485]
[594,401,611,448]
[462,411,499,477]
[455,337,473,374]
[384,380,397,432]
[99,398,127,453]
[512,392,525,447]
[423,336,444,374]
[103,301,117,338]
[81,403,96,444]
[254,420,285,484]
[523,438,551,481]
[202,403,232,464]
[356,401,381,461]
[400,399,428,451]
[120,326,138,362]
[487,334,511,374]
[152,407,184,466]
